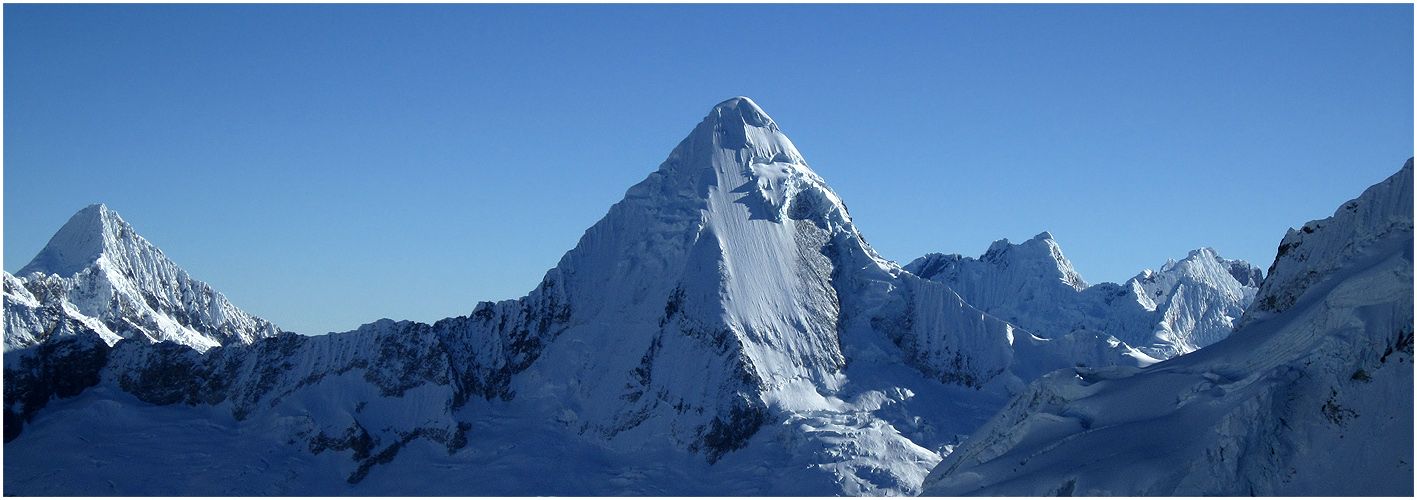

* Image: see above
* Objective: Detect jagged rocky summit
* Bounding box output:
[907,233,1265,360]
[921,159,1414,496]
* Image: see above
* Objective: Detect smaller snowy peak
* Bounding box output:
[1183,247,1265,288]
[983,237,1012,256]
[18,204,133,277]
[5,204,282,353]
[1031,232,1087,291]
[902,233,1096,352]
[1164,247,1268,289]
[1136,247,1262,300]
[1115,246,1263,357]
[920,231,1087,292]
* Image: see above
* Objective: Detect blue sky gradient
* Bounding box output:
[5,4,1413,335]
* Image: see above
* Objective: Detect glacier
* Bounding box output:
[921,159,1414,496]
[4,98,1408,496]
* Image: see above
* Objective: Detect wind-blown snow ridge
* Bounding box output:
[921,158,1414,496]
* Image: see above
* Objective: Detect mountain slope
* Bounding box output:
[5,98,1151,495]
[921,158,1414,496]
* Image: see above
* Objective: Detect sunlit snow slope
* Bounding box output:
[922,159,1414,496]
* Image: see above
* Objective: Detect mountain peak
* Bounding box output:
[1187,246,1217,259]
[17,203,143,277]
[10,202,282,353]
[710,96,774,128]
[919,232,1089,296]
[661,97,803,168]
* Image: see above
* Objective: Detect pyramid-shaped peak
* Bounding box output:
[662,97,806,170]
[68,203,114,231]
[18,203,151,277]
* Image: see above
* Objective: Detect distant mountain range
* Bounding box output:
[4,98,1409,496]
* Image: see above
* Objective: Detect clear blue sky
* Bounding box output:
[5,4,1412,336]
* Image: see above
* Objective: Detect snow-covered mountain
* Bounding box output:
[921,158,1414,496]
[3,98,1155,495]
[4,204,282,441]
[5,204,281,352]
[906,234,1264,359]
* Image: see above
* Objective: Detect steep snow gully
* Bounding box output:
[4,98,1410,496]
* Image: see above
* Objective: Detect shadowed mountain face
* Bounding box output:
[9,99,1397,496]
